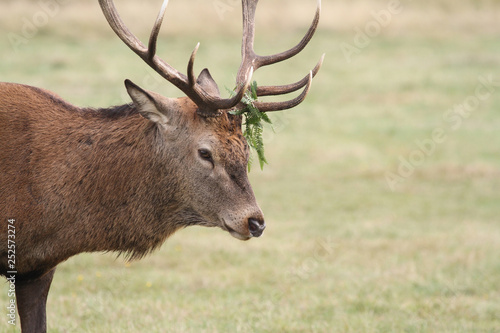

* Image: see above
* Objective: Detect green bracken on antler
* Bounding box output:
[230,81,273,171]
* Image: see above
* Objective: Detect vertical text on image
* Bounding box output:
[6,218,17,326]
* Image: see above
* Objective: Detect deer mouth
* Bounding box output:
[222,219,251,241]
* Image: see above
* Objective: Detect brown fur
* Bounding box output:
[0,82,263,281]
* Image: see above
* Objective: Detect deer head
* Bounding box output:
[98,0,324,240]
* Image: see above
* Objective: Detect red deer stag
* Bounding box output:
[0,0,323,331]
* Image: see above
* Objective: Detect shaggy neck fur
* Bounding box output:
[0,84,198,277]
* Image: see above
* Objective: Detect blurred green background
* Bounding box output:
[1,0,500,332]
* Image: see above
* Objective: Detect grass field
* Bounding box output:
[1,0,500,332]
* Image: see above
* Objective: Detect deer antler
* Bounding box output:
[98,0,323,115]
[236,0,324,112]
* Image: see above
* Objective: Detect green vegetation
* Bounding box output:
[230,81,273,170]
[1,0,499,332]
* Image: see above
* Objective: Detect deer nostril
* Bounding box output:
[248,218,266,237]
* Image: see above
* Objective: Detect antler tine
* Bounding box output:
[99,0,147,56]
[254,0,321,71]
[187,43,200,87]
[148,0,169,60]
[256,53,324,97]
[254,71,313,112]
[99,0,189,90]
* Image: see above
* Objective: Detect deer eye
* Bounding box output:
[198,149,213,162]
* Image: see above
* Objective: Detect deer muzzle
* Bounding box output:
[248,217,266,237]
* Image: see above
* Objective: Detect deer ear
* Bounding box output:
[197,68,220,98]
[125,79,169,124]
